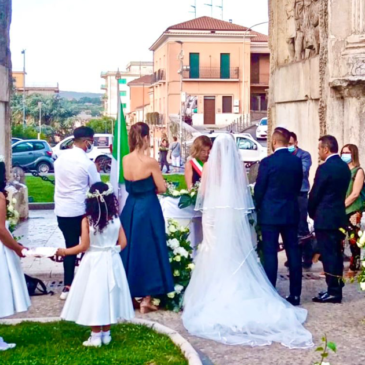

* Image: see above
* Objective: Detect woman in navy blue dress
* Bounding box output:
[121,122,174,314]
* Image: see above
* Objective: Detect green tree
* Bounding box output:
[86,116,114,134]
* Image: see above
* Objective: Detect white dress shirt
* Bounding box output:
[54,147,101,217]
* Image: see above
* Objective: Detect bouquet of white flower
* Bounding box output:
[156,219,194,312]
[6,197,20,232]
[163,182,200,209]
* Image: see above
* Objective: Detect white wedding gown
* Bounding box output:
[182,135,313,349]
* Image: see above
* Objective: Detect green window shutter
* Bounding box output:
[189,53,200,79]
[120,91,127,96]
[119,79,127,84]
[220,54,230,79]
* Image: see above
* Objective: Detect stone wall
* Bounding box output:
[268,0,365,181]
[0,0,12,168]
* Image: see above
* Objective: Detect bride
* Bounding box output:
[182,134,313,349]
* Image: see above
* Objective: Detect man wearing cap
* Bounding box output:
[54,127,101,300]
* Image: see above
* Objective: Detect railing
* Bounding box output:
[152,69,166,83]
[219,115,255,133]
[183,67,239,80]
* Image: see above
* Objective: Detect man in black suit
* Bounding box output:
[255,127,303,306]
[309,135,351,304]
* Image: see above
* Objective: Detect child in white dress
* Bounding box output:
[0,157,31,351]
[57,182,134,347]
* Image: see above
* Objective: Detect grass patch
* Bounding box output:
[25,175,187,203]
[0,321,188,365]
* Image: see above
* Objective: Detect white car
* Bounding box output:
[186,132,267,166]
[255,117,268,140]
[52,134,113,172]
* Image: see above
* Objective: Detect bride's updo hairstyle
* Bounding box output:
[129,122,150,152]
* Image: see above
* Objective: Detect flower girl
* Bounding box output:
[57,182,134,347]
[0,157,31,351]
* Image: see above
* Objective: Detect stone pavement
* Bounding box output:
[10,211,365,365]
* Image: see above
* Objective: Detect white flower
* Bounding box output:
[7,205,14,213]
[174,255,181,262]
[362,261,365,268]
[179,226,189,233]
[167,292,175,299]
[174,284,184,294]
[12,198,17,204]
[172,190,181,197]
[168,238,179,249]
[174,247,189,258]
[169,225,177,233]
[173,270,180,277]
[360,282,365,291]
[152,298,161,306]
[358,234,365,247]
[187,263,195,270]
[190,191,196,197]
[169,258,172,263]
[321,362,331,365]
[0,155,4,163]
[13,210,20,219]
[9,218,17,226]
[180,189,188,195]
[359,231,363,237]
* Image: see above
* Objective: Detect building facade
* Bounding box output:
[101,61,153,120]
[149,16,269,127]
[12,71,59,95]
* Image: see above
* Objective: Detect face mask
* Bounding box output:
[288,146,296,153]
[341,153,352,164]
[86,141,94,153]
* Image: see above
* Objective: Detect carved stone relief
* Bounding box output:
[286,0,321,62]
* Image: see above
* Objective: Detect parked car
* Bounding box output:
[255,117,268,140]
[11,137,22,145]
[12,140,54,173]
[52,134,113,173]
[186,132,267,166]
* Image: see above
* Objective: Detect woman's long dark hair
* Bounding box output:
[85,182,119,233]
[0,162,8,203]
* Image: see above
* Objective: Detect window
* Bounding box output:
[222,96,232,113]
[12,142,33,153]
[236,138,257,151]
[251,54,260,84]
[118,79,127,85]
[32,142,46,151]
[189,53,200,79]
[251,94,267,111]
[120,91,127,96]
[220,54,230,79]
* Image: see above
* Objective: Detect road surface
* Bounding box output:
[244,124,268,148]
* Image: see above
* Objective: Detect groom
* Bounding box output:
[255,127,303,306]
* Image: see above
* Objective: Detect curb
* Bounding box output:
[0,317,203,365]
[29,203,55,210]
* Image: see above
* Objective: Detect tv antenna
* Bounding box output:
[216,0,223,20]
[204,0,213,17]
[190,0,197,18]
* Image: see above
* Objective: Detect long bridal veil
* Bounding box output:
[182,134,313,349]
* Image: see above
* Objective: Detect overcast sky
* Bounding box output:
[11,0,268,93]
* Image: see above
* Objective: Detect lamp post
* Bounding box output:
[115,69,121,125]
[241,21,268,128]
[37,102,42,140]
[176,41,184,157]
[21,49,26,129]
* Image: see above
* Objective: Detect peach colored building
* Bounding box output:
[128,74,153,123]
[12,71,59,95]
[149,17,269,127]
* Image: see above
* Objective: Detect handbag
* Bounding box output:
[24,274,54,296]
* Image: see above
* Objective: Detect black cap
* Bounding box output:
[74,126,94,140]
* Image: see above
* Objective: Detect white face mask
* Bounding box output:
[86,141,94,153]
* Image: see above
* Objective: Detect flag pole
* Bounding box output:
[116,69,122,188]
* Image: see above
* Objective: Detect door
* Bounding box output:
[189,53,200,79]
[220,53,230,79]
[12,142,34,168]
[204,97,216,125]
[222,96,233,113]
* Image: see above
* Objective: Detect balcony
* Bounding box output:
[183,67,239,80]
[152,69,166,84]
[101,84,107,90]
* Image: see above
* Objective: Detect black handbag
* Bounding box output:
[24,274,54,296]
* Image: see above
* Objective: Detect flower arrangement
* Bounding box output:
[6,197,20,232]
[163,181,200,209]
[355,230,365,290]
[156,219,194,312]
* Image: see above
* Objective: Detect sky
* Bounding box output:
[11,0,269,93]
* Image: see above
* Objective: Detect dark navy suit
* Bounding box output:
[254,148,303,297]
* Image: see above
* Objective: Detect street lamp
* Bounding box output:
[115,69,121,132]
[241,21,268,128]
[176,41,184,154]
[21,49,26,129]
[37,102,42,140]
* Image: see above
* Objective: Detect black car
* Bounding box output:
[12,140,54,174]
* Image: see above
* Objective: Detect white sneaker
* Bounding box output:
[83,336,102,348]
[102,333,112,345]
[60,287,70,300]
[0,337,16,351]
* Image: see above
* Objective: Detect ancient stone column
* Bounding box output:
[0,0,12,168]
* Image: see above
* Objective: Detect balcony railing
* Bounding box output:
[183,67,239,80]
[101,84,107,90]
[152,69,166,83]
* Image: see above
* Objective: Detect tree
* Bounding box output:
[86,116,114,134]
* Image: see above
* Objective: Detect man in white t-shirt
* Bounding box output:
[54,126,100,300]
